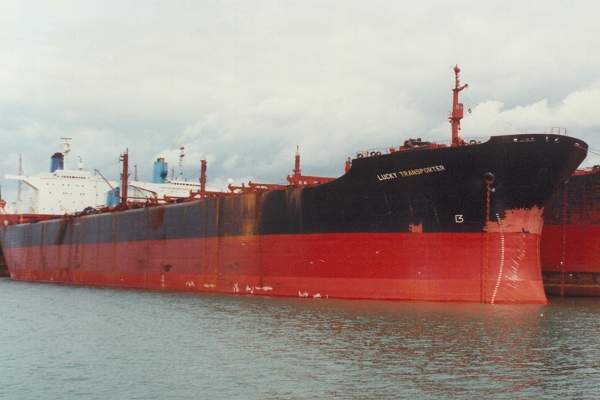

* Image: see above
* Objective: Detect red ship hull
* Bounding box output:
[5,231,545,303]
[542,224,600,296]
[0,215,57,277]
[541,168,600,296]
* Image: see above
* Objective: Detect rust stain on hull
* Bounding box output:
[485,207,544,235]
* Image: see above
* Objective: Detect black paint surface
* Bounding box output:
[1,134,588,248]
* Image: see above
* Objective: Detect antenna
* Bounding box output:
[60,137,72,169]
[60,137,72,156]
[178,146,185,179]
[449,65,468,147]
[134,163,138,181]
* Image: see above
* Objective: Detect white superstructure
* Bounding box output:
[129,179,201,200]
[4,140,204,215]
[5,169,117,214]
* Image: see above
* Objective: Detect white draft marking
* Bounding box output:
[490,213,505,304]
[254,286,273,292]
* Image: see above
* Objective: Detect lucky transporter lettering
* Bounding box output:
[376,165,446,181]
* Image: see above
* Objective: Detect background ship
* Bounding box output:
[0,139,206,225]
[542,166,600,296]
[0,67,588,303]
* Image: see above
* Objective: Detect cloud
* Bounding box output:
[1,0,600,202]
[430,81,600,139]
[429,81,600,165]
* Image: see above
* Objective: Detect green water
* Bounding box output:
[1,278,599,399]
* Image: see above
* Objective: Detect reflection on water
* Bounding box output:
[1,278,599,399]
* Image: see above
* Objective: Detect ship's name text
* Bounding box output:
[376,165,446,181]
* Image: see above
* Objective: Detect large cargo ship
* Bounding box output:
[0,67,588,303]
[542,167,600,296]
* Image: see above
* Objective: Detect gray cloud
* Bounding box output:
[1,0,600,200]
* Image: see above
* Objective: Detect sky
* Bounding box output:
[1,0,600,201]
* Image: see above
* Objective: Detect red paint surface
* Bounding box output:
[5,232,546,304]
[541,224,600,296]
[542,224,600,273]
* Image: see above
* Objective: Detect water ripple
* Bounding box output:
[1,279,600,399]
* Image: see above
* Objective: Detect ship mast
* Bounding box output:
[60,137,72,169]
[449,65,468,146]
[120,149,129,207]
[287,146,302,186]
[0,185,5,211]
[293,145,301,178]
[200,159,207,194]
[178,146,185,180]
